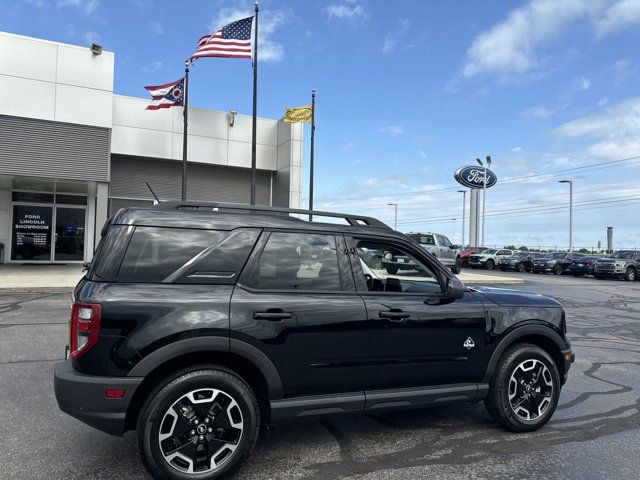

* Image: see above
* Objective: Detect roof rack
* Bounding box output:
[154,201,390,229]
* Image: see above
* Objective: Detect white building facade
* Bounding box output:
[0,32,302,264]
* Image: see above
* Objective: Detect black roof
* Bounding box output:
[109,201,397,237]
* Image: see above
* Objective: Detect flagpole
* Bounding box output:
[182,61,190,201]
[308,89,316,221]
[250,1,259,205]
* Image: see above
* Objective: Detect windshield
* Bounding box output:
[409,234,435,245]
[546,253,566,259]
[610,251,637,259]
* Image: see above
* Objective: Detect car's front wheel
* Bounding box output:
[517,262,526,272]
[451,257,462,274]
[137,368,260,480]
[625,267,636,282]
[485,343,560,432]
[485,259,495,270]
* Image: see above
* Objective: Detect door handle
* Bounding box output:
[253,310,292,321]
[379,310,410,322]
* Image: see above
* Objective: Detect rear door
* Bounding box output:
[230,230,373,398]
[347,235,488,389]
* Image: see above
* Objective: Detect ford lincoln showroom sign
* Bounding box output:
[454,166,498,189]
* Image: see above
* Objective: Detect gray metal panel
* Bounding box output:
[0,114,109,182]
[110,155,272,205]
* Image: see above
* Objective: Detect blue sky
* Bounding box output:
[3,0,640,249]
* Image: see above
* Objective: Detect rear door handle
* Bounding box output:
[253,310,292,321]
[379,310,410,322]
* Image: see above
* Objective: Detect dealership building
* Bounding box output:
[0,31,303,264]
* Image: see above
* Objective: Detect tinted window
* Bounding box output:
[409,234,435,245]
[247,232,340,291]
[118,227,224,283]
[355,240,442,294]
[437,235,452,247]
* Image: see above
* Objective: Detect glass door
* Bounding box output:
[53,207,86,262]
[11,205,54,261]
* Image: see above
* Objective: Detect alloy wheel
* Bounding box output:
[158,388,244,475]
[508,359,554,422]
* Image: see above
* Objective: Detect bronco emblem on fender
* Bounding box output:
[463,337,475,350]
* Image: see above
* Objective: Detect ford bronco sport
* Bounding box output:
[54,202,574,479]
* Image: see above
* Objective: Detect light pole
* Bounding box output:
[388,203,398,230]
[457,190,466,246]
[558,180,573,251]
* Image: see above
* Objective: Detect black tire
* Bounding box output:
[451,257,462,275]
[552,264,563,275]
[137,367,260,480]
[517,263,525,273]
[624,267,636,282]
[485,343,560,432]
[500,268,507,272]
[485,259,495,270]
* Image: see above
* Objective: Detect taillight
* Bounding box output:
[587,261,593,267]
[70,302,101,359]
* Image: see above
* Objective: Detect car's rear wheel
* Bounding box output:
[517,263,525,272]
[625,267,636,282]
[485,259,495,270]
[485,343,560,432]
[138,368,260,480]
[450,257,462,275]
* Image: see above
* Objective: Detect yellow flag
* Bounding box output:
[284,106,312,123]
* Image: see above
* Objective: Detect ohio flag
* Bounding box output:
[144,77,184,110]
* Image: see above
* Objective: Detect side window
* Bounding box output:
[246,232,341,291]
[117,227,224,283]
[355,240,442,294]
[439,235,452,248]
[497,250,510,256]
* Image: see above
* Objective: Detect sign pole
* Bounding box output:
[309,89,316,221]
[182,62,190,201]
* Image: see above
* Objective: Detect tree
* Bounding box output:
[519,246,529,251]
[578,248,589,254]
[504,245,517,250]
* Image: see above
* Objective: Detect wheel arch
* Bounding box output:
[124,337,283,431]
[482,325,567,384]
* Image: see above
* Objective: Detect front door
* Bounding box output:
[231,230,373,398]
[11,205,53,261]
[347,236,488,390]
[54,207,86,261]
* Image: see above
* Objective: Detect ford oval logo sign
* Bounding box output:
[454,166,497,189]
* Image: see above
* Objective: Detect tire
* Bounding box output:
[517,263,525,273]
[485,259,495,270]
[500,268,507,272]
[624,267,636,282]
[552,264,563,275]
[450,257,462,275]
[137,367,260,480]
[484,343,561,432]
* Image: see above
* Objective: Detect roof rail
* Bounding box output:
[154,201,390,229]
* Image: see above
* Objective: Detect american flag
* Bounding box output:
[144,77,184,110]
[188,16,254,62]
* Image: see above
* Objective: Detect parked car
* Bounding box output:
[530,252,584,275]
[459,246,489,267]
[594,250,640,281]
[54,202,574,480]
[499,252,545,272]
[407,232,462,274]
[568,256,600,277]
[468,248,513,270]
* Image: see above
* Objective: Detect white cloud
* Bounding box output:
[149,20,163,35]
[523,105,558,119]
[326,2,367,22]
[382,18,411,54]
[595,0,640,36]
[611,59,638,85]
[142,61,163,73]
[83,30,101,44]
[57,0,100,17]
[417,150,428,159]
[511,146,523,152]
[460,0,640,82]
[378,125,404,137]
[555,97,640,159]
[208,8,286,63]
[572,77,591,91]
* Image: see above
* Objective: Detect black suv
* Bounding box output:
[54,202,574,479]
[531,252,584,275]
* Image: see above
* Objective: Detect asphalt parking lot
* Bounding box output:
[1,271,639,479]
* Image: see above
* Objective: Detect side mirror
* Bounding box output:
[449,244,458,249]
[446,277,466,300]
